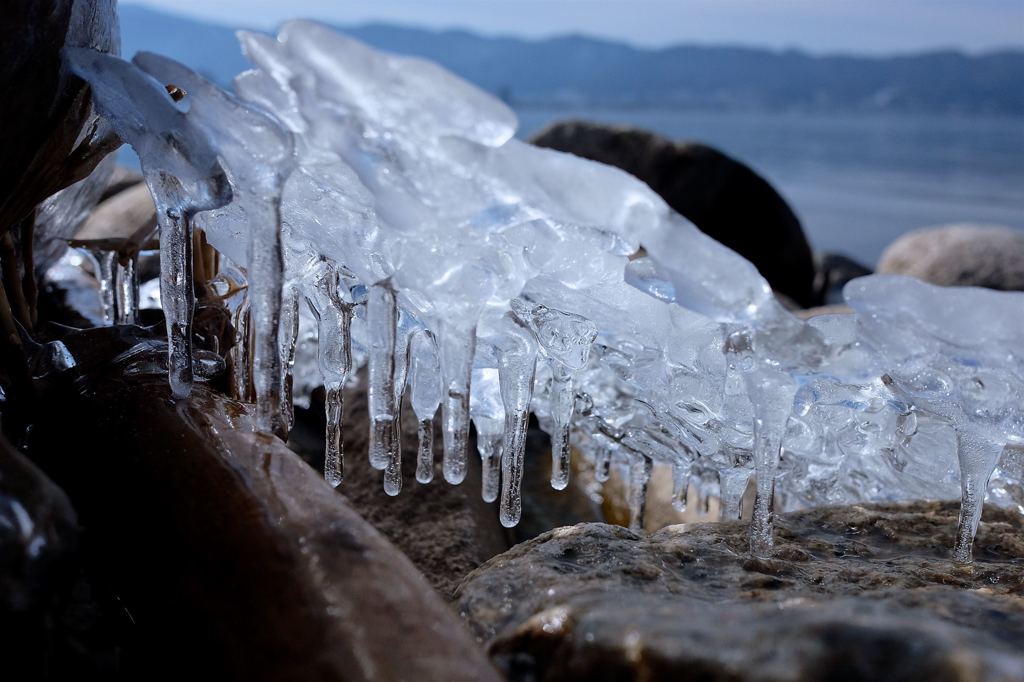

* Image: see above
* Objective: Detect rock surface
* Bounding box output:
[456,501,1024,681]
[877,224,1024,291]
[530,120,819,307]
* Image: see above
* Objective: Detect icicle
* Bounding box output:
[548,364,574,490]
[279,283,300,436]
[725,326,792,557]
[439,323,476,484]
[87,248,116,324]
[157,206,196,399]
[415,420,434,484]
[496,314,538,527]
[250,197,286,436]
[594,444,612,483]
[671,461,687,512]
[409,330,441,484]
[720,469,752,521]
[513,300,597,492]
[230,303,252,401]
[113,253,140,325]
[952,431,1005,564]
[304,259,353,487]
[367,281,398,471]
[382,314,414,494]
[627,454,653,532]
[471,367,506,503]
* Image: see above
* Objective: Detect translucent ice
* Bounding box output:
[67,24,1024,563]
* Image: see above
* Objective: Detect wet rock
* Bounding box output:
[456,501,1024,681]
[877,224,1024,291]
[0,0,120,235]
[0,435,77,612]
[531,120,818,307]
[28,338,501,681]
[290,376,512,598]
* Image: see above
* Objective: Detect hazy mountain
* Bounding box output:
[120,5,1024,115]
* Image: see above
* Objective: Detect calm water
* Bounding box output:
[516,108,1024,266]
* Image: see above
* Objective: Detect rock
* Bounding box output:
[100,165,144,202]
[0,435,78,612]
[877,225,1024,291]
[0,0,120,235]
[815,251,872,304]
[70,181,157,253]
[456,502,1024,681]
[531,120,819,307]
[290,375,512,599]
[29,338,502,681]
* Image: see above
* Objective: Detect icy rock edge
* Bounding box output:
[62,21,1024,563]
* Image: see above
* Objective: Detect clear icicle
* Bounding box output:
[113,254,140,325]
[594,445,612,483]
[158,207,196,399]
[88,249,117,324]
[952,430,1005,564]
[409,330,441,484]
[470,367,506,503]
[324,383,345,486]
[497,314,538,527]
[304,259,353,487]
[627,454,653,532]
[279,283,300,436]
[548,364,574,490]
[367,281,398,471]
[671,461,687,512]
[513,301,596,492]
[416,419,434,484]
[439,324,476,484]
[250,198,286,435]
[230,303,252,402]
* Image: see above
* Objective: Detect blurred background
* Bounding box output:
[117,0,1024,270]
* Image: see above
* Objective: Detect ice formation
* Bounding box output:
[62,21,1024,563]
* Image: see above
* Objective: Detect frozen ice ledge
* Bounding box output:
[63,20,1023,564]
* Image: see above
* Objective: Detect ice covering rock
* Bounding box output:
[64,23,1024,563]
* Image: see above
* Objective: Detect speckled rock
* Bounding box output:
[456,501,1024,681]
[877,225,1024,291]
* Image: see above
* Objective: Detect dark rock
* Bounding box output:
[815,251,873,304]
[456,502,1024,681]
[0,435,78,612]
[877,225,1024,291]
[28,338,501,681]
[0,0,120,236]
[290,376,512,599]
[531,120,819,307]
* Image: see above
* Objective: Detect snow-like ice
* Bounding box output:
[63,21,1024,562]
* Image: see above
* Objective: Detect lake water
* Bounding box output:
[516,108,1024,266]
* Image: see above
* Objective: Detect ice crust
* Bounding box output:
[64,22,1024,561]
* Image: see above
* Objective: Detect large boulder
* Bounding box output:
[456,501,1024,681]
[531,120,819,307]
[877,224,1024,291]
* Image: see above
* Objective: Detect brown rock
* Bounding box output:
[456,502,1024,681]
[30,335,501,682]
[877,224,1024,291]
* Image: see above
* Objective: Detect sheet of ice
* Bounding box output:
[65,24,1024,563]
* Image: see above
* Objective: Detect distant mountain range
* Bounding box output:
[120,5,1024,115]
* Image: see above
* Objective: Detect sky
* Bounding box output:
[120,0,1024,54]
